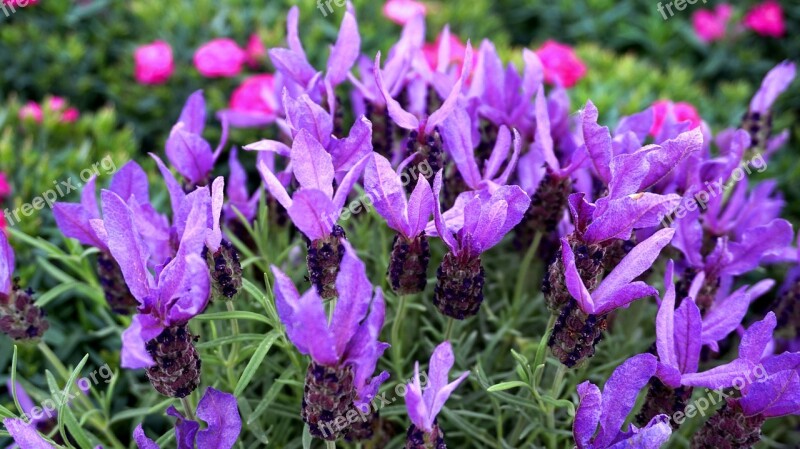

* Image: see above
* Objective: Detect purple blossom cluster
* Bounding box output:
[1,2,798,449]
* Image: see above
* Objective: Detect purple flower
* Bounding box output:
[224,147,260,224]
[0,229,49,340]
[102,187,211,369]
[271,240,389,411]
[0,231,15,296]
[2,418,54,449]
[749,61,795,115]
[165,91,228,187]
[573,353,672,449]
[133,387,241,449]
[404,341,469,445]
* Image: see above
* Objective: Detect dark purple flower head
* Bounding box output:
[134,387,241,449]
[405,341,469,433]
[655,260,774,388]
[574,353,672,449]
[102,188,212,369]
[54,161,151,251]
[431,170,530,259]
[257,128,369,241]
[272,240,389,407]
[749,61,795,115]
[269,4,360,109]
[364,153,434,239]
[440,106,521,192]
[165,91,228,186]
[0,231,15,296]
[561,227,674,315]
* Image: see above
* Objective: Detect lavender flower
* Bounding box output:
[364,153,434,294]
[404,341,469,448]
[54,161,150,314]
[549,227,674,367]
[431,170,530,319]
[258,128,369,300]
[741,61,795,155]
[2,417,54,449]
[272,240,389,441]
[165,90,228,189]
[224,147,260,225]
[3,381,58,448]
[133,387,241,449]
[0,231,48,341]
[573,353,672,449]
[102,188,211,397]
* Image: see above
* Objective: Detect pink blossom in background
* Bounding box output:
[133,40,174,85]
[47,96,67,111]
[650,100,702,136]
[194,38,246,78]
[423,33,467,71]
[230,74,277,116]
[245,33,266,69]
[18,102,42,123]
[382,0,426,25]
[534,40,587,88]
[45,96,80,122]
[0,173,11,199]
[743,1,785,37]
[692,4,733,43]
[62,107,80,123]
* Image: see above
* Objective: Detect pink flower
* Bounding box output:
[534,40,587,88]
[230,74,277,115]
[47,96,67,111]
[743,1,785,37]
[18,102,42,123]
[133,40,174,85]
[649,100,701,136]
[62,107,80,123]
[382,0,426,25]
[194,38,246,78]
[0,173,11,199]
[245,33,266,69]
[692,4,733,43]
[422,33,467,71]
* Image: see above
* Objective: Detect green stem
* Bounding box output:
[444,318,455,342]
[181,397,196,421]
[325,441,336,449]
[225,300,241,387]
[513,232,542,310]
[391,294,408,374]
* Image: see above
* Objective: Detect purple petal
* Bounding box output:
[724,219,794,276]
[374,52,419,130]
[3,418,54,449]
[440,106,480,189]
[483,126,512,181]
[425,75,464,134]
[345,287,389,403]
[406,174,434,237]
[585,193,680,243]
[101,191,152,303]
[495,128,521,185]
[405,362,429,431]
[594,353,657,448]
[110,161,150,205]
[573,381,602,449]
[271,266,337,365]
[165,127,214,185]
[133,424,160,449]
[166,406,199,449]
[226,148,256,221]
[673,298,702,374]
[701,287,750,347]
[269,48,316,87]
[739,312,777,363]
[470,185,531,252]
[741,370,800,418]
[593,282,657,316]
[364,153,409,235]
[121,314,164,369]
[423,342,469,430]
[591,228,675,309]
[432,171,458,252]
[291,129,335,197]
[750,61,796,114]
[54,203,106,249]
[681,358,754,390]
[287,189,336,241]
[163,254,211,325]
[329,116,373,173]
[331,154,369,212]
[614,107,653,144]
[283,91,334,149]
[177,90,206,135]
[196,388,242,449]
[567,193,595,235]
[582,100,612,184]
[561,238,595,313]
[521,49,543,100]
[256,158,292,210]
[656,261,678,371]
[150,153,186,219]
[331,241,374,357]
[217,109,275,128]
[243,139,291,156]
[534,86,559,172]
[326,10,360,86]
[608,416,671,449]
[286,6,305,56]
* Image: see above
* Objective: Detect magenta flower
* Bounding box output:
[245,33,266,69]
[165,91,228,188]
[272,241,389,440]
[383,0,426,25]
[18,102,42,123]
[649,100,701,137]
[534,40,586,88]
[404,341,469,447]
[691,4,733,43]
[134,387,241,449]
[743,0,785,38]
[194,38,246,78]
[573,353,672,449]
[422,30,467,72]
[0,172,11,198]
[218,74,278,128]
[134,40,174,85]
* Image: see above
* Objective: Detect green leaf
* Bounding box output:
[61,405,95,449]
[302,424,312,449]
[487,381,531,393]
[234,331,281,397]
[193,311,271,324]
[34,282,76,307]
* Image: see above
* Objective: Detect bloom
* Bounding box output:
[649,100,701,137]
[134,387,241,449]
[383,0,426,25]
[404,341,469,448]
[218,74,278,128]
[573,353,672,448]
[0,231,49,341]
[535,40,586,88]
[245,33,266,69]
[691,4,733,43]
[194,38,246,78]
[743,1,785,38]
[134,40,174,85]
[18,102,42,123]
[272,241,389,440]
[0,172,11,199]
